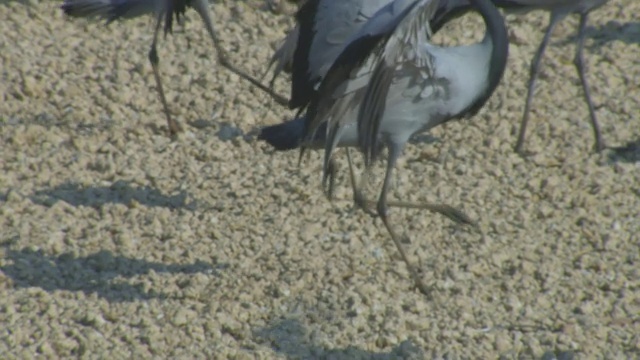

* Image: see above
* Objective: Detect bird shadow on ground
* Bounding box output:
[254,318,424,360]
[0,0,31,5]
[606,138,640,164]
[0,247,223,302]
[30,180,195,210]
[255,318,579,359]
[560,21,640,47]
[410,132,441,145]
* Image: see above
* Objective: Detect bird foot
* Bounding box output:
[354,192,378,217]
[593,140,607,153]
[364,200,476,228]
[514,146,536,158]
[414,277,431,296]
[379,214,432,297]
[167,119,183,137]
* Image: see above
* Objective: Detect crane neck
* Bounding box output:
[475,0,509,100]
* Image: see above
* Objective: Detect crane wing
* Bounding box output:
[61,0,156,24]
[289,0,391,109]
[302,0,438,180]
[266,26,299,88]
[61,0,195,36]
[357,0,440,166]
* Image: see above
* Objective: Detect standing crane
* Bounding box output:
[61,0,287,136]
[429,0,610,153]
[258,0,498,218]
[506,0,609,153]
[298,0,509,294]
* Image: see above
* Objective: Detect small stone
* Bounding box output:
[216,122,243,141]
[172,308,196,327]
[495,333,512,353]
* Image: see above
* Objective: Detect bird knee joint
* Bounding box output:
[376,201,388,218]
[149,47,159,66]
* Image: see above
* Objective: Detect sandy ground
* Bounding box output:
[1,0,639,358]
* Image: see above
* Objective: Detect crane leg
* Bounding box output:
[574,12,604,152]
[149,11,181,136]
[376,145,430,295]
[345,147,377,216]
[190,0,289,107]
[514,13,562,153]
[321,147,473,295]
[320,148,376,215]
[326,147,474,224]
[322,156,339,200]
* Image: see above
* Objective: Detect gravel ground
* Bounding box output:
[1,0,639,358]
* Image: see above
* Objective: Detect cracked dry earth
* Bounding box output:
[1,0,639,358]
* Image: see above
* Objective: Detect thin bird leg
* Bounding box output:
[514,12,563,153]
[319,145,470,223]
[340,147,473,224]
[261,50,282,90]
[345,147,377,216]
[149,10,181,135]
[322,156,339,200]
[376,144,430,295]
[574,12,604,152]
[322,149,374,218]
[360,149,474,226]
[380,200,476,226]
[189,0,289,107]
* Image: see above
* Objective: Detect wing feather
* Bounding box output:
[357,0,438,166]
[61,0,157,24]
[289,0,391,109]
[302,0,441,180]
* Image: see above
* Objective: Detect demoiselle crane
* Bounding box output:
[258,0,497,210]
[296,0,509,294]
[260,0,484,151]
[267,0,610,154]
[259,0,479,162]
[430,0,609,153]
[61,0,287,135]
[507,0,609,153]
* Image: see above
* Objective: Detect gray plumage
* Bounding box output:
[304,0,508,184]
[297,0,509,294]
[265,0,611,153]
[267,0,393,110]
[260,0,500,151]
[60,0,161,23]
[436,0,611,152]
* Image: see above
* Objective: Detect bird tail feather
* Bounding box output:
[257,117,308,151]
[61,0,155,24]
